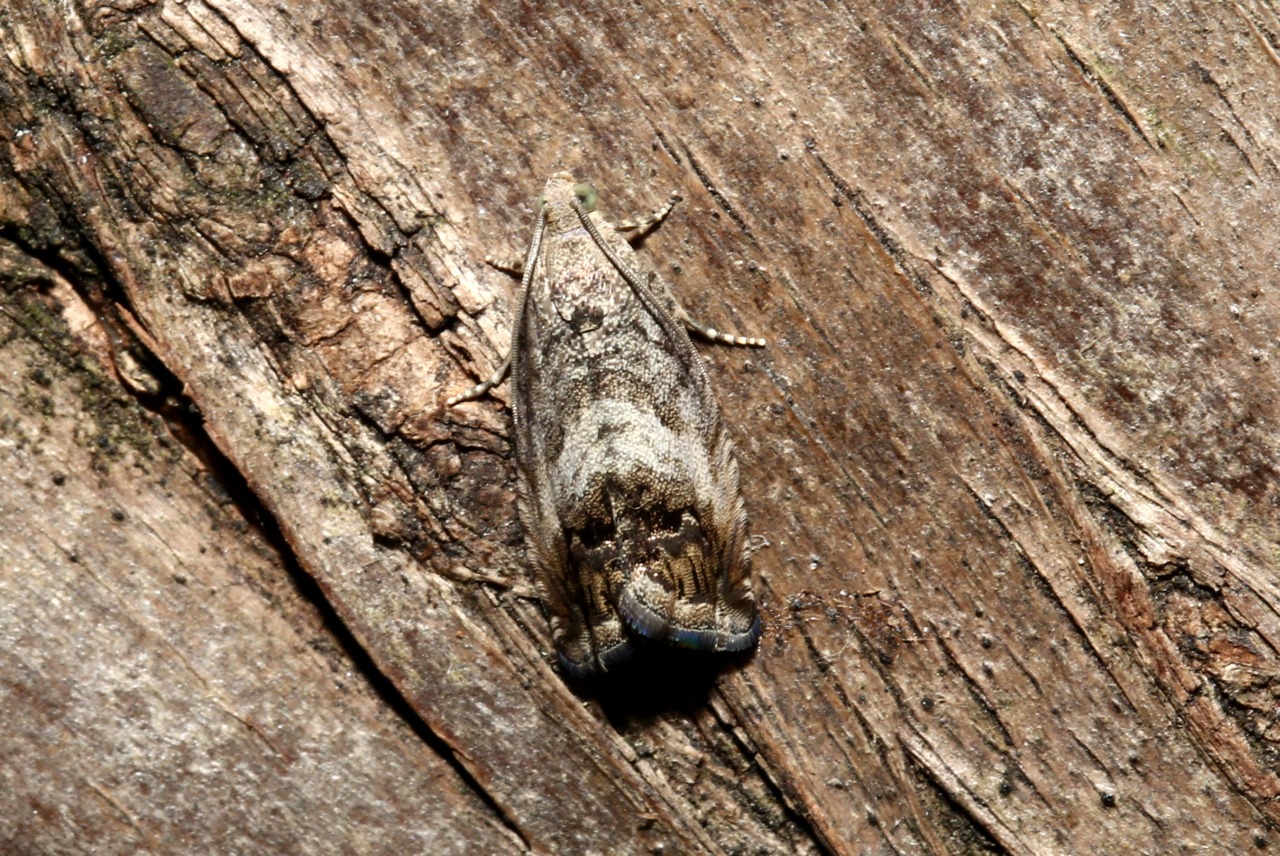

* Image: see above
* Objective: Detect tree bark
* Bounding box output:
[3,1,1279,853]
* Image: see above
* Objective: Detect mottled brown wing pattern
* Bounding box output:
[452,171,764,678]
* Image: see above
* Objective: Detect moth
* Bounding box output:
[449,171,765,677]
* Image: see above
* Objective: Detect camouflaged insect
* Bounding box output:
[449,171,765,678]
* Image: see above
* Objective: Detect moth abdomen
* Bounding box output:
[619,563,761,652]
[608,505,760,653]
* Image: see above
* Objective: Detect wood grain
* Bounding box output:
[3,0,1279,853]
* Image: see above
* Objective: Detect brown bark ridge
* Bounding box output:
[2,1,1278,853]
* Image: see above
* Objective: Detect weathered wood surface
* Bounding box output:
[3,1,1279,853]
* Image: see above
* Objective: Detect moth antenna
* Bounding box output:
[574,200,767,351]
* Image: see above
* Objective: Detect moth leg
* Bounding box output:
[674,303,768,348]
[612,190,765,347]
[613,190,681,244]
[452,243,532,404]
[445,347,512,406]
[484,253,525,277]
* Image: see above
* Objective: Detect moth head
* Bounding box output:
[534,190,595,213]
[538,172,599,225]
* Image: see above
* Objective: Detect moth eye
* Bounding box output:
[534,195,546,213]
[572,182,598,212]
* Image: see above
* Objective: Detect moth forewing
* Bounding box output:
[453,171,764,677]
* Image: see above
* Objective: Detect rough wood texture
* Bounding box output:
[3,1,1278,853]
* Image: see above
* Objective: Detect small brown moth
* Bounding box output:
[449,172,765,677]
